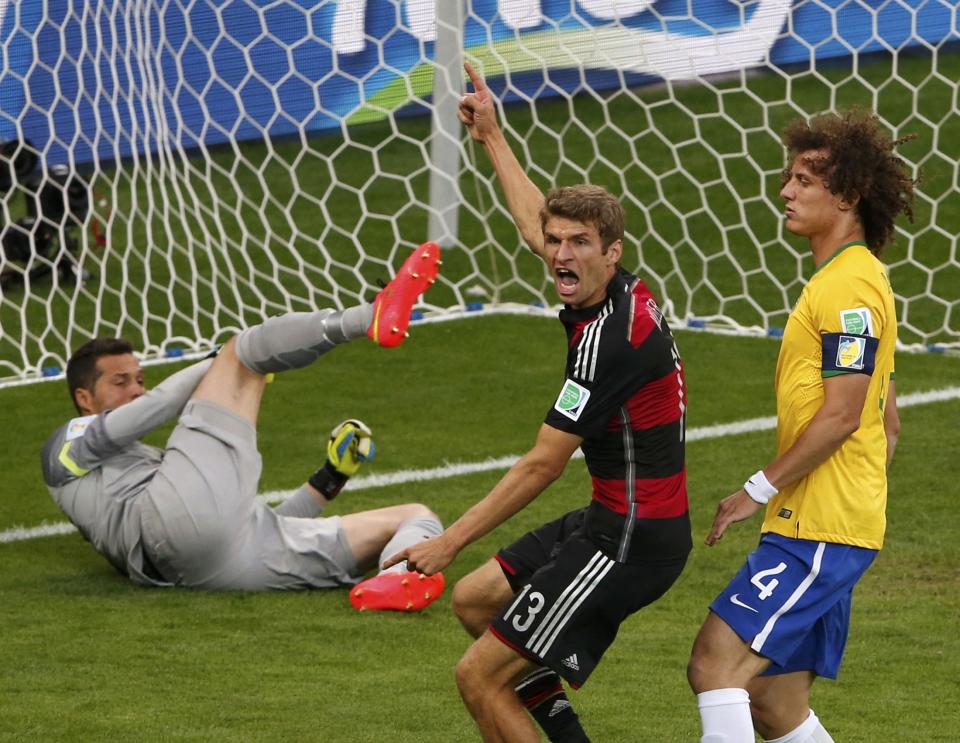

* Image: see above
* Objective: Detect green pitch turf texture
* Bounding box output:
[1,316,959,741]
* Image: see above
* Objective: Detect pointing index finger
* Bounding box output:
[382,549,407,569]
[463,61,488,94]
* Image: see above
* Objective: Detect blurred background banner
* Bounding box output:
[3,0,957,166]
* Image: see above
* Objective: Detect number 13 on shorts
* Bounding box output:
[503,584,546,632]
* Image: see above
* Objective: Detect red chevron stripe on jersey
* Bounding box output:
[606,368,687,431]
[627,368,686,429]
[591,470,688,519]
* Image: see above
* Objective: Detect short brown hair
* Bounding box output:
[66,337,135,413]
[540,185,625,249]
[782,109,916,256]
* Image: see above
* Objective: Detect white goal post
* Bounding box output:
[1,0,958,386]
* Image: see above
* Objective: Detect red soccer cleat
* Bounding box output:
[367,242,442,347]
[349,570,446,612]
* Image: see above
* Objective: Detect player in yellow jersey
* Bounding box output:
[687,110,915,743]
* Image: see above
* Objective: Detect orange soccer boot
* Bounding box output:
[349,570,446,612]
[367,242,441,347]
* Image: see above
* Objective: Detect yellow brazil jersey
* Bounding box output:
[762,242,896,549]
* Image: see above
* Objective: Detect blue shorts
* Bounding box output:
[710,533,877,679]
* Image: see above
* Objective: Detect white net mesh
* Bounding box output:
[1,0,958,386]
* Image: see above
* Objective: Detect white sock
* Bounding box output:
[764,710,834,743]
[697,688,755,743]
[377,514,443,573]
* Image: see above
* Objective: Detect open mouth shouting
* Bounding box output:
[555,267,580,299]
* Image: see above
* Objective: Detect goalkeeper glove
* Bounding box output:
[327,419,375,477]
[308,419,375,500]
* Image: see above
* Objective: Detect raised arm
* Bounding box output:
[459,61,548,260]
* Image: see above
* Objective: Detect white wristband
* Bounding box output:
[743,469,778,505]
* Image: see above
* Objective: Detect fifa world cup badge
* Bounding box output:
[836,336,866,370]
[554,379,591,421]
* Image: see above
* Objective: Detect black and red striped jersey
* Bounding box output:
[545,270,688,556]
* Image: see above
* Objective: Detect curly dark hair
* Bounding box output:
[781,109,916,256]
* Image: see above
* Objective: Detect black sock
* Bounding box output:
[515,668,590,743]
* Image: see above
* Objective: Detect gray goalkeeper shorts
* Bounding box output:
[139,399,362,590]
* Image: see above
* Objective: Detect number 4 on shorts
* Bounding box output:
[751,562,787,600]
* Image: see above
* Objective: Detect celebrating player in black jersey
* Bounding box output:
[385,63,692,743]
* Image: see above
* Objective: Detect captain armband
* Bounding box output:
[821,332,879,376]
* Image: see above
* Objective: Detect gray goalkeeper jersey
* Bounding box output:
[41,415,167,585]
[40,359,359,590]
[41,359,216,586]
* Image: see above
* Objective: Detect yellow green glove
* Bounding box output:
[326,419,375,478]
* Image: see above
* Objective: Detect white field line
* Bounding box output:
[4,386,959,545]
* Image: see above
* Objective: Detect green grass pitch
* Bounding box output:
[2,316,959,741]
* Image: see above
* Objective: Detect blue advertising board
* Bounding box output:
[0,0,957,166]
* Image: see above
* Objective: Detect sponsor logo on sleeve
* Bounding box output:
[836,336,866,370]
[839,307,873,335]
[65,415,96,441]
[554,379,591,421]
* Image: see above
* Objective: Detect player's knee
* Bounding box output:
[687,642,721,694]
[452,579,493,637]
[687,653,707,693]
[455,652,483,704]
[687,616,745,692]
[451,579,472,622]
[687,653,746,695]
[395,502,439,526]
[409,502,439,522]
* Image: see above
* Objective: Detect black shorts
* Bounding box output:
[491,503,690,688]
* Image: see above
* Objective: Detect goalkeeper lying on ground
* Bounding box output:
[40,244,445,609]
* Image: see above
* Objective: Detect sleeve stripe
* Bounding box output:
[58,441,90,477]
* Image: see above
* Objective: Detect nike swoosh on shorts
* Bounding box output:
[730,593,759,613]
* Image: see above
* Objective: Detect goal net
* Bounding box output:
[1,0,958,385]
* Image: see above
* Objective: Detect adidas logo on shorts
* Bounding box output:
[561,653,580,672]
